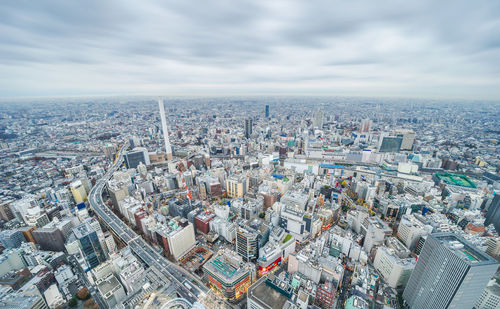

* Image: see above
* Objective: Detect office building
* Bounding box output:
[474,280,500,309]
[361,216,392,253]
[396,129,416,151]
[360,118,371,133]
[315,281,336,309]
[73,221,106,270]
[0,200,15,222]
[203,248,254,300]
[245,118,253,138]
[265,105,269,118]
[124,147,150,169]
[403,233,499,309]
[155,219,196,261]
[397,214,432,251]
[0,249,26,277]
[96,274,126,308]
[17,226,36,244]
[0,230,25,249]
[69,180,87,204]
[236,226,260,262]
[0,284,48,309]
[485,237,500,258]
[373,247,416,288]
[103,143,117,161]
[32,227,66,252]
[107,180,129,210]
[43,284,64,309]
[485,194,500,234]
[195,212,215,234]
[226,175,249,198]
[379,136,403,153]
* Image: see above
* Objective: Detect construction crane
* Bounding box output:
[179,169,192,206]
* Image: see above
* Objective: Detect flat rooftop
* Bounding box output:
[435,172,476,188]
[203,250,249,283]
[248,276,289,309]
[433,233,498,265]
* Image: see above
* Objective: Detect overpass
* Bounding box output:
[87,142,209,306]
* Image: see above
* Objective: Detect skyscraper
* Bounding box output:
[360,118,371,132]
[265,104,269,118]
[245,118,253,139]
[158,99,173,160]
[484,194,500,233]
[73,221,106,270]
[403,233,498,309]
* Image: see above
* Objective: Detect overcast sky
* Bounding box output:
[1,0,499,100]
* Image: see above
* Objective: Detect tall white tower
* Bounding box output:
[158,99,173,160]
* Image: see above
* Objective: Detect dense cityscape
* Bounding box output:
[0,96,499,309]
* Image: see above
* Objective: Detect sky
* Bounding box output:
[1,0,500,100]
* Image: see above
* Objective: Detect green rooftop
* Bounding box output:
[435,172,476,188]
[282,234,292,244]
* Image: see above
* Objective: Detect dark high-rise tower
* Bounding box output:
[403,233,498,309]
[245,118,253,138]
[265,105,269,118]
[73,221,106,270]
[484,194,500,233]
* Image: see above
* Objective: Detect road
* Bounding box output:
[68,255,108,309]
[87,142,209,305]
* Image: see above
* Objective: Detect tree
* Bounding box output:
[84,299,99,309]
[68,297,77,308]
[77,287,90,300]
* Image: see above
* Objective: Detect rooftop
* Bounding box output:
[435,172,476,188]
[73,221,94,239]
[248,276,290,309]
[203,249,250,283]
[433,233,498,265]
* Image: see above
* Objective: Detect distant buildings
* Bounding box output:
[379,136,402,153]
[245,118,253,139]
[403,233,499,309]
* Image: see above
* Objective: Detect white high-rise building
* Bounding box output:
[158,99,173,160]
[373,247,416,288]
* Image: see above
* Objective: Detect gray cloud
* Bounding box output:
[0,0,499,99]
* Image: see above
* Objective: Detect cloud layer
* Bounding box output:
[1,0,499,99]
